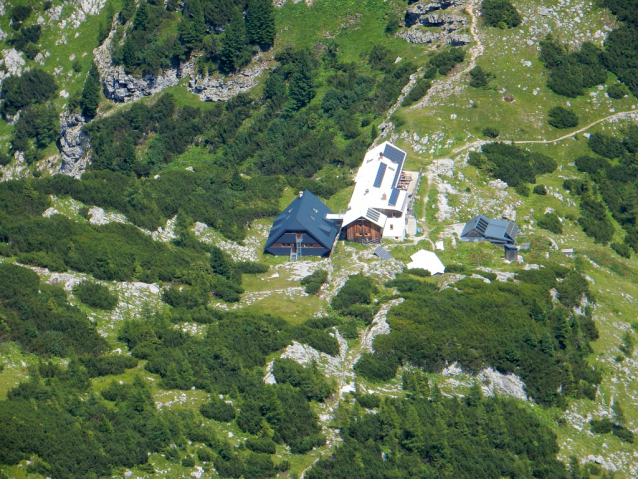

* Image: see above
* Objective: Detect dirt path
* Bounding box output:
[410,0,484,110]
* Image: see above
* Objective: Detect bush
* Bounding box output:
[74,281,119,310]
[200,398,237,422]
[301,269,328,295]
[608,83,630,99]
[613,425,635,443]
[331,274,376,311]
[182,456,196,467]
[547,107,579,129]
[588,132,624,159]
[537,213,563,234]
[357,393,381,409]
[469,66,492,88]
[408,268,431,277]
[611,242,632,258]
[303,316,340,330]
[1,69,57,115]
[430,48,465,75]
[515,183,530,196]
[246,437,277,454]
[401,78,431,107]
[482,0,522,28]
[533,184,547,195]
[197,448,214,462]
[590,418,613,434]
[481,126,499,138]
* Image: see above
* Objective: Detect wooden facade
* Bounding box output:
[345,218,383,243]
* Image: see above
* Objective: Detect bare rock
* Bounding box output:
[447,33,472,46]
[2,48,25,77]
[396,27,442,44]
[58,112,90,177]
[405,0,466,26]
[188,63,267,101]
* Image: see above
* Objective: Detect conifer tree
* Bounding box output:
[288,55,315,110]
[80,62,101,117]
[219,8,251,73]
[120,0,136,24]
[246,0,276,48]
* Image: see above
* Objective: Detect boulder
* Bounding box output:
[58,112,90,177]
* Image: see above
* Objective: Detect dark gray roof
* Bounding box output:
[265,190,340,250]
[374,245,392,260]
[373,163,387,188]
[388,188,400,207]
[461,214,518,244]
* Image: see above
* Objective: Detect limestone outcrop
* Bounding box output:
[58,112,90,177]
[188,63,268,102]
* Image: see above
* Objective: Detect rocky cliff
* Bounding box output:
[399,0,471,45]
[58,112,90,177]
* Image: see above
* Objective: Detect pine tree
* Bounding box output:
[180,0,206,49]
[180,359,195,389]
[133,0,148,31]
[163,363,180,389]
[80,62,101,117]
[288,54,315,110]
[120,0,136,24]
[246,0,276,48]
[219,8,251,73]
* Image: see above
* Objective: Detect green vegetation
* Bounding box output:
[80,62,101,117]
[331,273,378,323]
[301,269,328,295]
[308,384,567,478]
[539,37,607,98]
[469,66,493,88]
[359,268,599,408]
[547,106,579,129]
[537,212,563,234]
[0,68,58,115]
[430,47,466,75]
[468,142,557,187]
[481,0,522,29]
[0,263,108,357]
[74,281,119,310]
[608,82,630,99]
[481,126,499,138]
[401,77,431,107]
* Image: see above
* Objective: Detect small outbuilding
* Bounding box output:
[460,214,519,245]
[264,190,340,259]
[407,250,445,275]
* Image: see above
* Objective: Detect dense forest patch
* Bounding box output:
[359,268,599,408]
[0,263,108,357]
[468,142,557,187]
[308,383,567,478]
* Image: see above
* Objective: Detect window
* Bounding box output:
[390,224,394,230]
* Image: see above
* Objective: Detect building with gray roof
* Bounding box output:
[264,190,341,259]
[460,214,518,245]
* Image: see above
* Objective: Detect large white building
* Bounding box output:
[339,142,412,243]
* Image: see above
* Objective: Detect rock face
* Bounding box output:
[396,28,442,44]
[58,112,90,177]
[405,0,466,26]
[188,63,268,101]
[400,0,469,45]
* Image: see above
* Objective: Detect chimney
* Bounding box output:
[299,191,303,198]
[382,193,387,201]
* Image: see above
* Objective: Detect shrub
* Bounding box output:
[533,184,547,195]
[590,418,613,434]
[608,83,629,99]
[537,213,563,234]
[401,78,431,107]
[74,281,119,310]
[547,107,579,129]
[611,242,632,258]
[304,316,340,330]
[200,398,237,423]
[588,132,624,158]
[246,437,277,454]
[469,66,492,88]
[430,48,465,75]
[515,183,530,196]
[301,269,328,295]
[182,456,196,467]
[357,393,381,409]
[482,0,522,28]
[481,126,499,138]
[613,425,635,443]
[197,448,214,462]
[11,5,32,22]
[1,69,57,115]
[385,13,401,36]
[408,268,431,277]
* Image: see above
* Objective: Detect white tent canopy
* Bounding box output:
[407,250,445,275]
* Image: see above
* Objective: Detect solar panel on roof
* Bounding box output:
[374,246,392,260]
[383,144,405,164]
[373,163,387,188]
[388,188,400,207]
[366,208,380,222]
